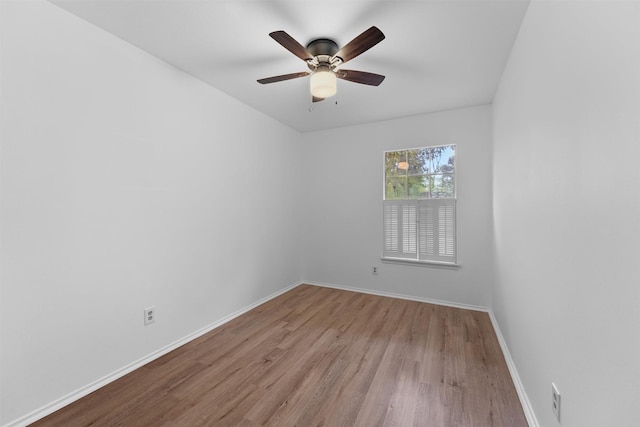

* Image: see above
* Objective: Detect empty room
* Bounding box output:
[1,0,639,426]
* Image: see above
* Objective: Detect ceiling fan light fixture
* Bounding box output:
[310,68,337,98]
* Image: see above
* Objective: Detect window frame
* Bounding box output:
[381,144,459,267]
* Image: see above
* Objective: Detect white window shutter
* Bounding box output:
[418,204,435,257]
[383,203,399,253]
[385,199,456,263]
[402,204,417,255]
[437,201,455,258]
[417,199,456,263]
[383,201,418,260]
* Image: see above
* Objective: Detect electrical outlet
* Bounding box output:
[551,383,561,422]
[144,307,156,326]
[372,266,378,275]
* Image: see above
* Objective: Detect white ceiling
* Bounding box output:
[50,0,530,132]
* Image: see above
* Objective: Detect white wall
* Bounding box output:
[492,1,640,426]
[10,1,639,426]
[300,106,494,308]
[0,1,301,424]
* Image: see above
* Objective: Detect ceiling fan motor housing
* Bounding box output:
[306,38,339,58]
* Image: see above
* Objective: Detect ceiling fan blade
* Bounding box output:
[257,71,310,84]
[333,26,385,64]
[336,69,385,86]
[312,96,325,103]
[269,31,313,61]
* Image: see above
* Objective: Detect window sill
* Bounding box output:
[381,257,460,270]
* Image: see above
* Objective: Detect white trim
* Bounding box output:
[3,281,303,427]
[304,280,487,312]
[381,256,460,269]
[488,310,540,427]
[6,280,538,427]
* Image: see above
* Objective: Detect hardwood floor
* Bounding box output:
[31,285,528,426]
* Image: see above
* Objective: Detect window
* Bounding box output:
[383,145,457,264]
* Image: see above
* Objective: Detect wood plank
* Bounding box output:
[31,284,528,427]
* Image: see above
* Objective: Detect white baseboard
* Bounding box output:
[304,280,490,313]
[305,280,539,427]
[6,280,538,427]
[4,281,303,427]
[488,310,540,427]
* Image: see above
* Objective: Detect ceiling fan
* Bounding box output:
[257,26,385,102]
